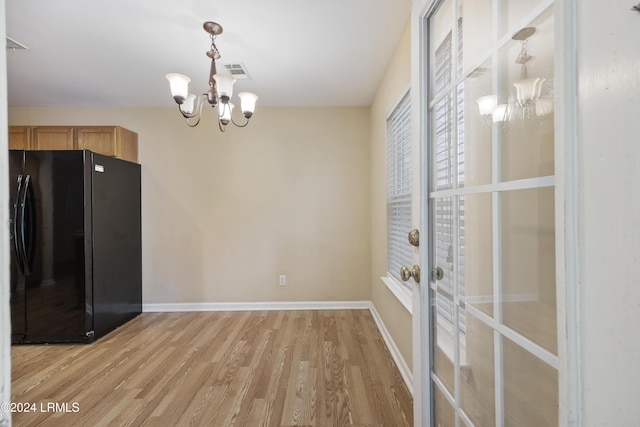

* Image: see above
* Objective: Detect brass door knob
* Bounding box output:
[408,229,420,247]
[432,266,444,281]
[400,265,421,283]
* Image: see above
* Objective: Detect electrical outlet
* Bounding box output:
[279,275,286,286]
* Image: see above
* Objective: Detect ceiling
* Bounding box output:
[5,0,411,108]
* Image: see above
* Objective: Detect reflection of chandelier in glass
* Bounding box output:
[476,27,553,126]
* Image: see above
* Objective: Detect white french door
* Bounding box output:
[421,0,558,425]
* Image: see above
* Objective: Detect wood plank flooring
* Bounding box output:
[11,310,413,426]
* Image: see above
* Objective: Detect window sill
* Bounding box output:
[380,275,412,314]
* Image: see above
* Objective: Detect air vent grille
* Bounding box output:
[221,63,252,80]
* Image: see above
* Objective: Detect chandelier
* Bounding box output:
[166,21,258,132]
[476,27,553,127]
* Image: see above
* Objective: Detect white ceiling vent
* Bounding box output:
[221,63,252,80]
[6,37,28,50]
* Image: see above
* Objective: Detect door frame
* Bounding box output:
[0,0,11,422]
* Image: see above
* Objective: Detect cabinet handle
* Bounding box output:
[12,174,25,274]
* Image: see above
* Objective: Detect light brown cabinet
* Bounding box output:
[32,127,75,150]
[8,125,139,163]
[76,127,138,163]
[8,126,31,150]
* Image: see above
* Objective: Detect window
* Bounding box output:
[386,90,412,287]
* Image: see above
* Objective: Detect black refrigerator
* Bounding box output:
[9,150,142,344]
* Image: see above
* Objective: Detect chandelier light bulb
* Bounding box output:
[213,74,237,99]
[238,92,258,118]
[218,102,234,125]
[166,73,191,104]
[513,77,545,105]
[476,95,497,116]
[492,104,509,123]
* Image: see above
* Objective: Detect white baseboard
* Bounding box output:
[142,300,371,312]
[368,303,414,395]
[141,299,413,395]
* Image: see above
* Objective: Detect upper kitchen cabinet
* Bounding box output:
[32,127,74,150]
[8,126,31,150]
[76,127,138,163]
[8,125,139,164]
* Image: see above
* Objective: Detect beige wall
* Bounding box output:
[369,23,413,371]
[9,106,372,303]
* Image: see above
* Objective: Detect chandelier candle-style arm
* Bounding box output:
[165,73,203,123]
[165,20,258,132]
[182,94,208,127]
[227,93,258,127]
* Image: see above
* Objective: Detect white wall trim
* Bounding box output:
[143,300,371,312]
[369,303,414,395]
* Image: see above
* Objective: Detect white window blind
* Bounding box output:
[387,90,412,285]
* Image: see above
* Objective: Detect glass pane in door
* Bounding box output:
[459,193,493,317]
[433,94,455,191]
[462,59,493,187]
[430,0,454,97]
[433,288,455,395]
[460,0,493,75]
[503,337,558,426]
[501,187,556,354]
[460,312,495,426]
[499,0,550,38]
[434,385,456,427]
[432,195,456,396]
[499,10,555,182]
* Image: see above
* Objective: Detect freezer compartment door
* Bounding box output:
[91,153,142,338]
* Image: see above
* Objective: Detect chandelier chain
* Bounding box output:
[210,33,221,60]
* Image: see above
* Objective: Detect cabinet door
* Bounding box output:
[76,127,117,157]
[76,126,138,163]
[8,126,31,149]
[32,127,74,150]
[115,127,138,163]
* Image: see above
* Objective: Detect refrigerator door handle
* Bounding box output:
[12,174,25,274]
[19,174,33,275]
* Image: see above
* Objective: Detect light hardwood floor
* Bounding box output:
[11,310,413,426]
